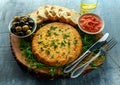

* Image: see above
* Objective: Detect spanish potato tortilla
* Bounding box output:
[32,22,82,66]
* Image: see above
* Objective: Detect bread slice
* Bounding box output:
[28,5,80,26]
[44,5,58,21]
[28,11,43,24]
[58,8,70,22]
[45,5,63,21]
[69,9,81,26]
[37,5,50,21]
[57,7,80,26]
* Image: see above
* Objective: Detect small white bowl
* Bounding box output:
[78,13,104,34]
[9,16,37,38]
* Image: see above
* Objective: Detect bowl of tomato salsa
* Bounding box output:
[78,13,104,34]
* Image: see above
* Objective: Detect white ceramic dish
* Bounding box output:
[9,16,37,38]
[78,13,104,34]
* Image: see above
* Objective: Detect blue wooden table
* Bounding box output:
[0,0,120,85]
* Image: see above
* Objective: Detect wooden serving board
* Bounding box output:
[10,28,105,79]
[10,5,105,79]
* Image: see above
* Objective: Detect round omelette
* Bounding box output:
[32,22,82,66]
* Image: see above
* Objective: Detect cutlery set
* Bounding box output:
[64,33,117,78]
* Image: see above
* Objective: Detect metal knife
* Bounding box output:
[64,33,109,73]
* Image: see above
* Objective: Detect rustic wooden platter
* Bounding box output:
[10,5,105,79]
[10,25,105,79]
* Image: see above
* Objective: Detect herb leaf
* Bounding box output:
[73,39,78,45]
[63,34,69,39]
[46,30,51,36]
[60,41,65,47]
[38,41,43,44]
[49,67,57,77]
[50,26,57,30]
[45,50,50,55]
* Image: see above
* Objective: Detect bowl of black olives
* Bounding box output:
[9,16,37,38]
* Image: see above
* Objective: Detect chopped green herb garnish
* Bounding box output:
[54,32,59,36]
[43,43,49,48]
[40,47,44,51]
[45,50,50,55]
[51,40,58,49]
[30,63,36,67]
[60,41,65,47]
[59,29,62,31]
[37,23,46,28]
[38,41,43,44]
[65,28,70,31]
[79,62,83,66]
[19,41,39,63]
[30,62,46,68]
[49,67,57,77]
[35,62,46,68]
[68,40,70,47]
[39,34,42,39]
[19,40,30,49]
[51,40,55,45]
[64,40,67,43]
[73,39,78,45]
[51,54,54,58]
[101,55,105,59]
[46,30,51,36]
[63,34,70,39]
[50,26,57,30]
[90,62,97,69]
[54,45,58,49]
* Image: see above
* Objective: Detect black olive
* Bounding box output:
[17,31,25,36]
[11,25,16,33]
[25,22,29,25]
[28,20,34,27]
[13,22,20,26]
[28,20,34,23]
[19,20,25,26]
[29,26,33,30]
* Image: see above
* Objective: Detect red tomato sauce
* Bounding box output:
[79,14,102,33]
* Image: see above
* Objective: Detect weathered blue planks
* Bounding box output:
[0,0,120,85]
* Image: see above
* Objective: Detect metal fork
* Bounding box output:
[71,38,117,78]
